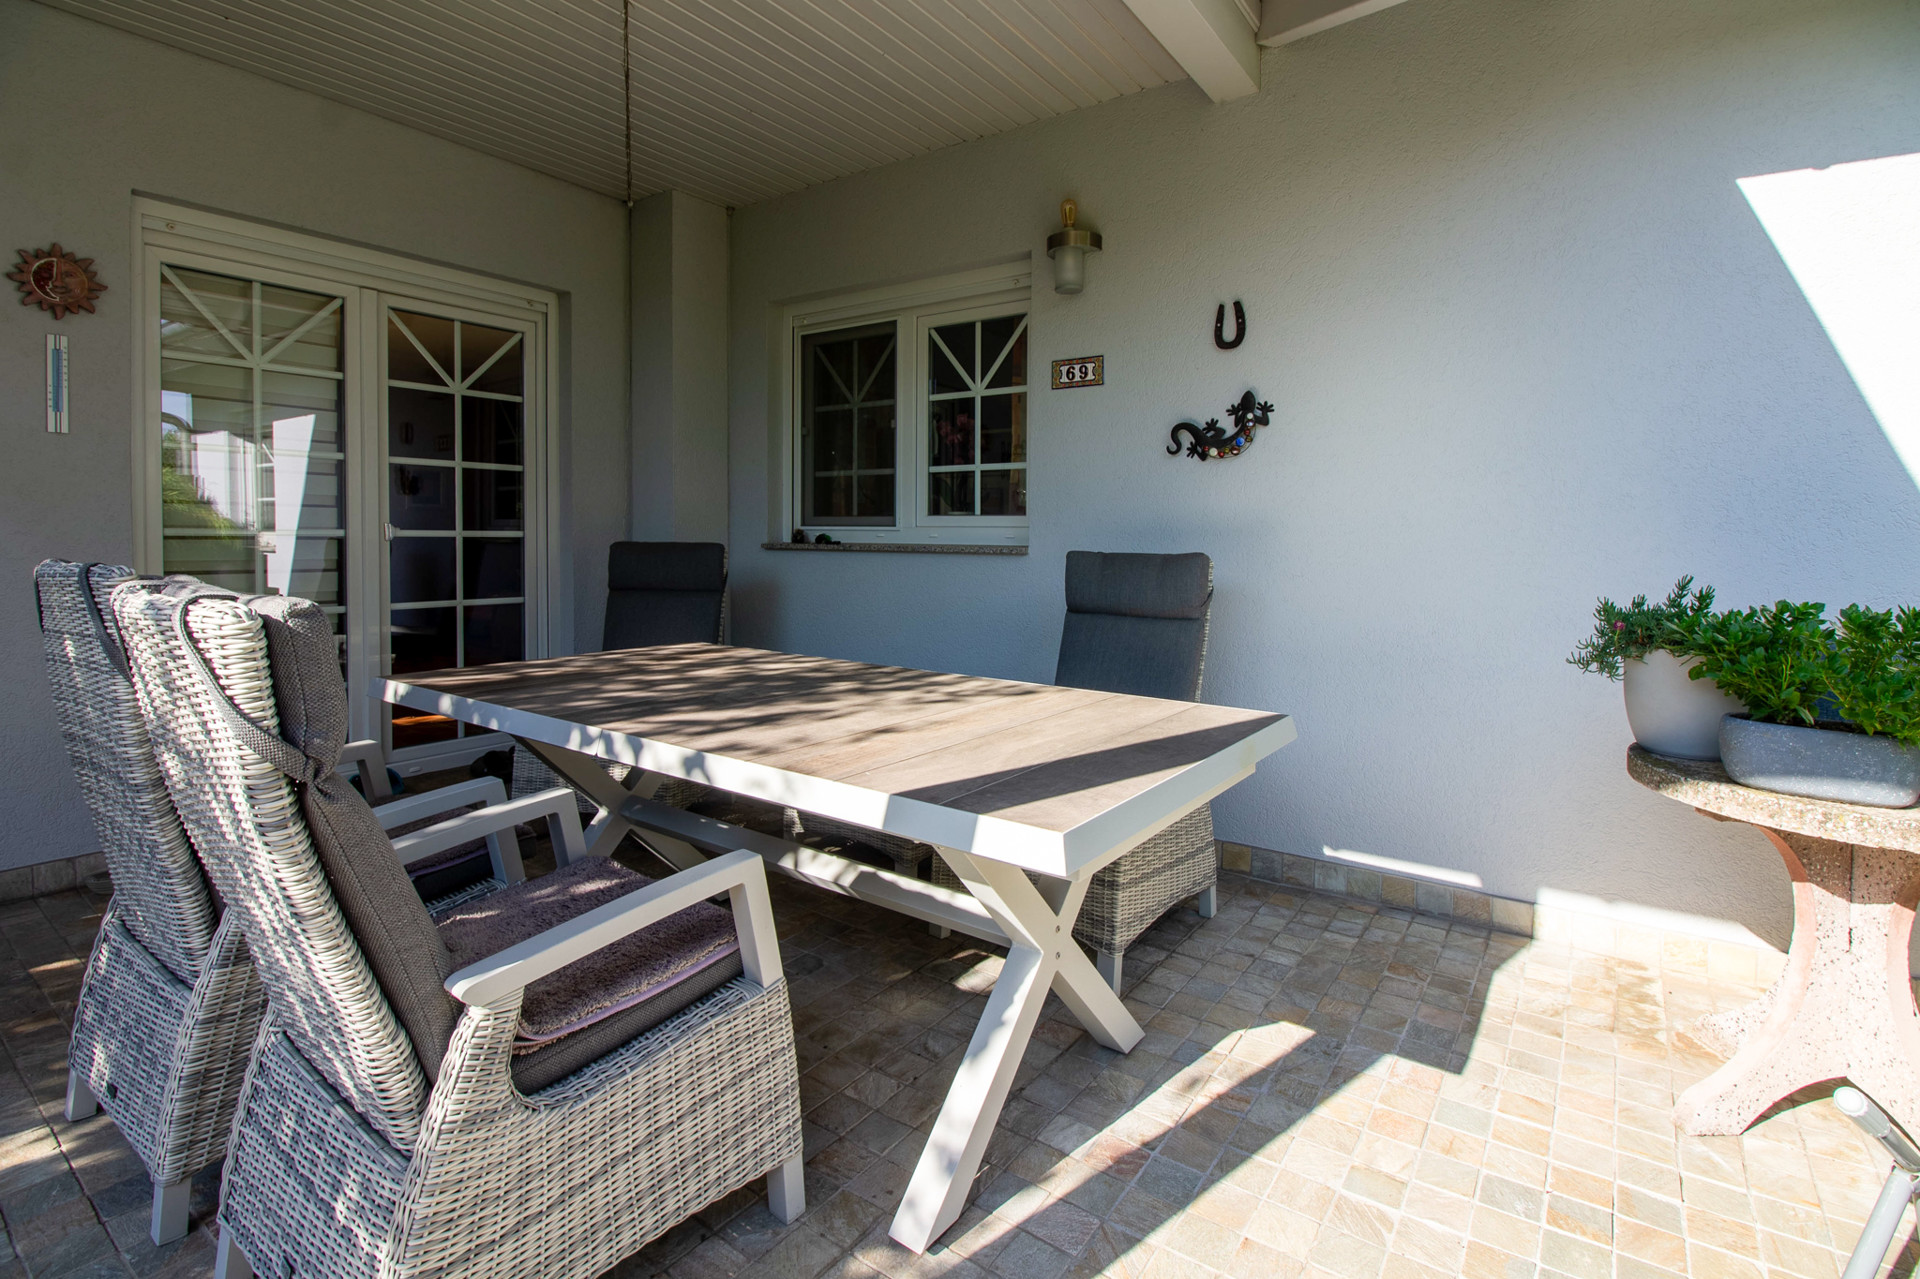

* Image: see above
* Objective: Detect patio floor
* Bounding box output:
[0,851,1909,1279]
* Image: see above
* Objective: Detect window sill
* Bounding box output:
[760,541,1027,556]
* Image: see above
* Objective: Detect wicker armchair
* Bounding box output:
[34,562,577,1244]
[34,560,267,1247]
[112,580,803,1279]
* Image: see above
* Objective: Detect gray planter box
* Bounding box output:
[1720,716,1920,808]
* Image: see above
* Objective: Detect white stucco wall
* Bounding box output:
[630,191,731,545]
[728,0,1920,946]
[0,0,629,872]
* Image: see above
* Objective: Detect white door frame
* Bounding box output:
[131,199,562,753]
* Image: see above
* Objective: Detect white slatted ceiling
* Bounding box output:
[42,0,1183,206]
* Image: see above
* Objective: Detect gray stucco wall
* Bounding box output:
[0,0,629,871]
[727,0,1920,945]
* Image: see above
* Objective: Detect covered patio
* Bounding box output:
[3,0,1919,1274]
[1,853,1903,1278]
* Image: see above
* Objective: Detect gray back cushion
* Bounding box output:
[603,542,726,650]
[1054,551,1213,702]
[252,596,461,1082]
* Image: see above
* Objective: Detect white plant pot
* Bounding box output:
[1621,649,1746,761]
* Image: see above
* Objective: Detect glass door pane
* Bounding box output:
[158,264,348,656]
[385,306,528,748]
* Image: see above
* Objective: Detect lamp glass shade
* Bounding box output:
[1051,245,1086,295]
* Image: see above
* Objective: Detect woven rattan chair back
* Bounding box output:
[35,561,216,983]
[114,580,429,1151]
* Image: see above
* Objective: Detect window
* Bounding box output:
[135,202,553,763]
[926,313,1027,518]
[788,266,1030,545]
[801,324,896,526]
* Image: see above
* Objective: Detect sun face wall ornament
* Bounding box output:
[10,244,105,319]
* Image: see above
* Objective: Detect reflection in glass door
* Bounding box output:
[157,265,348,656]
[385,308,528,748]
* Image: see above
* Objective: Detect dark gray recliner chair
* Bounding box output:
[796,551,1222,989]
[1049,551,1221,986]
[512,542,733,814]
[603,541,727,650]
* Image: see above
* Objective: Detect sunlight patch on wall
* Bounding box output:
[1324,845,1484,888]
[1738,153,1920,485]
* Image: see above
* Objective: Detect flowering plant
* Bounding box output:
[1567,577,1716,681]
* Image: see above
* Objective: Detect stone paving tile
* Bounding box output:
[4,863,1919,1278]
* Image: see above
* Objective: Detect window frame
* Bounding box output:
[131,200,559,765]
[780,262,1032,547]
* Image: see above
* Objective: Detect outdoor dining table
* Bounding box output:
[378,642,1294,1252]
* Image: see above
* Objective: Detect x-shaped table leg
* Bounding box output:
[514,740,707,869]
[890,846,1145,1253]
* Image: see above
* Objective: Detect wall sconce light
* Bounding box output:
[1046,199,1102,295]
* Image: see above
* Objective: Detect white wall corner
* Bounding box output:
[630,190,731,545]
[1120,0,1260,102]
[1258,0,1414,46]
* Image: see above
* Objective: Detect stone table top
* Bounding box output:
[1628,745,1920,854]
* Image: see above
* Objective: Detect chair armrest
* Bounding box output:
[391,786,585,871]
[338,738,393,800]
[372,777,508,831]
[445,849,781,1010]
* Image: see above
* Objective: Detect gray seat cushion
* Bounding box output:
[603,542,726,650]
[437,859,744,1094]
[1054,551,1213,702]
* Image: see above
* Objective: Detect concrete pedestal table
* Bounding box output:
[1629,746,1920,1138]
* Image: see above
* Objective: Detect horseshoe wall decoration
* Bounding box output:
[1213,301,1245,350]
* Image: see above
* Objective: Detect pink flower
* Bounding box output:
[1614,622,1626,632]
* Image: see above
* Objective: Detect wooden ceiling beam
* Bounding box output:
[1117,0,1260,101]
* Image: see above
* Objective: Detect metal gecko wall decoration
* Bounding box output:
[1167,390,1273,460]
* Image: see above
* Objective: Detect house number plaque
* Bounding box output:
[1050,355,1104,389]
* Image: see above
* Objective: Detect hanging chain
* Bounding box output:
[622,0,634,207]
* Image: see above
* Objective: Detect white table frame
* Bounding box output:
[381,675,1293,1252]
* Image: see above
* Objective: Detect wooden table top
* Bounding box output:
[1628,746,1920,854]
[380,644,1295,875]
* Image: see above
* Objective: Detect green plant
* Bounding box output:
[1568,576,1716,680]
[1675,601,1832,728]
[1824,605,1920,747]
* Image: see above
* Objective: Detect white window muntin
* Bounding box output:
[379,294,535,682]
[917,300,1029,530]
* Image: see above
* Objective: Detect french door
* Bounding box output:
[138,213,550,763]
[382,301,534,749]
